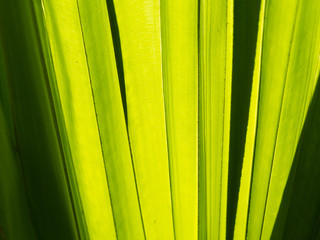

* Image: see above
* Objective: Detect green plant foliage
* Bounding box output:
[198,0,233,239]
[235,0,320,238]
[0,0,319,239]
[0,1,80,239]
[160,0,198,239]
[272,76,320,240]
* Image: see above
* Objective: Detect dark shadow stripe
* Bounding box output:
[105,0,127,124]
[227,0,261,237]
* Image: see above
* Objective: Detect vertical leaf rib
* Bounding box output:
[199,0,233,238]
[160,0,198,239]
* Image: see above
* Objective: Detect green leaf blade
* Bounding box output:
[113,0,175,238]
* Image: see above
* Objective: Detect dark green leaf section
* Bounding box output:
[0,43,13,135]
[0,0,80,239]
[272,75,320,240]
[227,0,261,238]
[0,105,36,240]
[105,0,127,123]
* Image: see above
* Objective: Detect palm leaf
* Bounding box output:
[0,1,80,239]
[235,0,320,239]
[0,0,319,239]
[112,0,175,238]
[199,0,233,238]
[160,0,198,239]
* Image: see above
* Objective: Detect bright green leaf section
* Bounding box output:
[160,0,198,239]
[41,0,117,238]
[113,0,174,238]
[76,0,145,238]
[199,0,233,239]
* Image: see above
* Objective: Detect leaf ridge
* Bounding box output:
[75,1,118,238]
